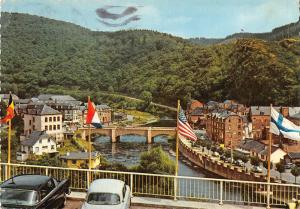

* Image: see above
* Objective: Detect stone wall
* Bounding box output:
[179,139,272,182]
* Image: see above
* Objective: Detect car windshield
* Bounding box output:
[87,192,120,205]
[0,188,38,206]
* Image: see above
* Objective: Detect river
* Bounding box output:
[93,135,204,177]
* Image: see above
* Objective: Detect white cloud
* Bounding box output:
[236,0,298,32]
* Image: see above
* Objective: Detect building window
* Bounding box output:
[239,119,241,123]
[29,120,31,125]
[238,125,241,129]
[49,125,52,131]
[48,139,50,143]
[45,117,48,122]
[57,125,60,130]
[45,126,48,131]
[53,125,56,130]
[57,116,60,121]
[42,146,48,149]
[33,125,35,130]
[53,117,56,122]
[238,132,241,136]
[39,139,42,144]
[33,117,35,123]
[49,117,52,122]
[72,160,76,164]
[51,145,55,150]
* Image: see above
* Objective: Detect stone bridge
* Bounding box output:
[77,127,176,144]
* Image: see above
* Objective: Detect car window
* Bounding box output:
[87,193,120,205]
[0,188,38,206]
[40,180,55,199]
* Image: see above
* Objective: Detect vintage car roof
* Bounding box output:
[88,179,125,196]
[1,175,51,191]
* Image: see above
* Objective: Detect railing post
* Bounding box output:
[130,174,133,196]
[45,168,49,176]
[266,183,270,209]
[87,170,90,190]
[5,164,8,180]
[219,180,223,205]
[174,176,177,200]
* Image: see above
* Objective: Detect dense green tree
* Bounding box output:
[291,166,300,184]
[138,146,175,175]
[275,162,285,180]
[250,156,261,167]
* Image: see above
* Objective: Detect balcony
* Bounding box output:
[0,162,299,208]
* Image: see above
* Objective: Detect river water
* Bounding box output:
[93,135,203,177]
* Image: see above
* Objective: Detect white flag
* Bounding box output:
[270,107,300,141]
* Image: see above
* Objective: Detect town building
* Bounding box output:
[237,139,286,164]
[23,104,64,143]
[188,107,206,129]
[206,110,244,148]
[37,94,82,127]
[284,152,300,166]
[17,131,57,161]
[259,147,286,164]
[186,100,204,115]
[250,106,281,140]
[238,139,265,158]
[60,151,101,169]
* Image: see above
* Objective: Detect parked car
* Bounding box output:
[285,162,295,169]
[251,166,263,173]
[81,179,131,209]
[235,159,245,167]
[220,155,226,161]
[0,174,70,209]
[212,152,220,157]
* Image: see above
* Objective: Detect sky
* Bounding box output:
[1,0,299,38]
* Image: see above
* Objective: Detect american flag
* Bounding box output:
[178,106,197,141]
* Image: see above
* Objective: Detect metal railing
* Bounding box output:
[1,163,299,207]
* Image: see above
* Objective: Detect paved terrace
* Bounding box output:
[65,193,282,209]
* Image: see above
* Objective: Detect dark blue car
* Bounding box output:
[0,174,70,209]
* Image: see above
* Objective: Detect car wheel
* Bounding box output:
[60,193,67,209]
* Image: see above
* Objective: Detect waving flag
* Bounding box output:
[86,98,102,128]
[178,106,197,141]
[270,106,300,141]
[1,94,15,123]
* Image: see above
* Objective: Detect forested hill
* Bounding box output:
[1,12,300,106]
[189,19,300,45]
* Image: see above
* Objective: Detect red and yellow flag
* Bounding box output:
[1,94,15,123]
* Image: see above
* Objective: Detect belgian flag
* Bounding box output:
[1,94,15,123]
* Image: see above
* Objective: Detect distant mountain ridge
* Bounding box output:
[189,19,300,45]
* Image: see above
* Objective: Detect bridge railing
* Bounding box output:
[1,163,299,207]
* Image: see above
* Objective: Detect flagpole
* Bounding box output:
[88,96,92,170]
[267,104,272,209]
[87,96,92,187]
[7,119,11,178]
[175,99,180,176]
[174,99,180,200]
